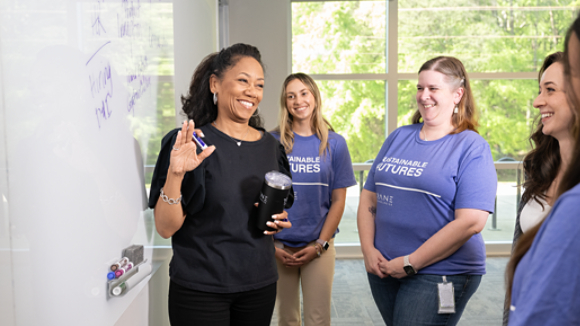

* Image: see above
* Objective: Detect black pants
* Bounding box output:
[168,280,277,326]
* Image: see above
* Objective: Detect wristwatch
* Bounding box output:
[403,255,417,276]
[316,239,329,251]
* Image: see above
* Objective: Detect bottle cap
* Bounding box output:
[264,171,292,190]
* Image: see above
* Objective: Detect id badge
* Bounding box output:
[437,276,455,314]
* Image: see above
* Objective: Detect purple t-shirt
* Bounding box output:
[364,124,497,275]
[271,131,357,247]
[509,183,580,325]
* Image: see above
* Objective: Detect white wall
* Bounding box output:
[227,0,291,130]
[173,0,219,124]
[0,43,16,326]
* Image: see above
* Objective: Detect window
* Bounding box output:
[291,0,578,244]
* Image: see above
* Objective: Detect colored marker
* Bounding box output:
[192,132,208,150]
[111,282,126,296]
[107,272,116,280]
[110,257,129,272]
[115,267,126,278]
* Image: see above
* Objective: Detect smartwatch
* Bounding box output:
[403,255,417,276]
[316,239,329,251]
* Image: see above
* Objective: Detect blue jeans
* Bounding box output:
[368,273,482,326]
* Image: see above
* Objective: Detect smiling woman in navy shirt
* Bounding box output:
[358,56,497,326]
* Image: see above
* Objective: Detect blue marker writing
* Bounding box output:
[192,132,208,150]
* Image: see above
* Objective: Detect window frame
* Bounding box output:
[290,0,542,256]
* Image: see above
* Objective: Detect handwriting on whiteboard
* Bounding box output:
[87,42,113,129]
[91,0,107,36]
[84,0,169,129]
[127,54,151,115]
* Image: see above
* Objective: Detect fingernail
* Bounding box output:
[263,231,268,235]
[274,220,280,224]
[271,214,277,218]
[199,131,205,137]
[267,222,275,227]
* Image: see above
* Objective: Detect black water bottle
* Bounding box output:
[256,171,292,232]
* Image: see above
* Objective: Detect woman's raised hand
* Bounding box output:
[169,120,215,176]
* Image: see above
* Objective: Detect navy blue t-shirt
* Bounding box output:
[271,131,356,247]
[364,124,497,275]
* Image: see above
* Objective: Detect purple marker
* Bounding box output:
[115,267,126,278]
[192,132,208,150]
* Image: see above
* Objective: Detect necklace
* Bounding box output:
[212,121,250,146]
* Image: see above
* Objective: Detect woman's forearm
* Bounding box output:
[357,189,378,253]
[154,172,187,238]
[410,208,488,270]
[318,188,347,242]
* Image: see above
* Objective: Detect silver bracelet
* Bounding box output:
[160,188,182,205]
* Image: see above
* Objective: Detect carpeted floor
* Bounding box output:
[271,257,508,326]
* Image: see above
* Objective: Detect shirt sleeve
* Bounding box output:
[363,129,398,193]
[148,129,206,216]
[508,192,580,326]
[331,135,357,190]
[454,142,497,212]
[276,141,295,209]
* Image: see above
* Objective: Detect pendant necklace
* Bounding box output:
[213,121,250,146]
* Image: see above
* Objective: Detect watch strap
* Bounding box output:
[316,239,329,250]
[404,255,417,275]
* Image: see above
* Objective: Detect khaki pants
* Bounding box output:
[274,239,336,326]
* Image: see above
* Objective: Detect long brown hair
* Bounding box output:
[520,52,565,208]
[505,20,580,309]
[412,56,478,133]
[504,52,566,309]
[274,73,334,156]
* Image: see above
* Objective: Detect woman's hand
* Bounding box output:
[288,245,319,267]
[380,256,406,279]
[169,120,215,176]
[275,247,296,268]
[264,210,292,235]
[362,247,388,278]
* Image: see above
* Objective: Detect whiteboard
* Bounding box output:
[0,0,217,325]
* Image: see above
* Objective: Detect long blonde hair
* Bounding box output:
[275,73,334,156]
[412,56,479,133]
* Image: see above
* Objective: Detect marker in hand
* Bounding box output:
[192,132,208,150]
